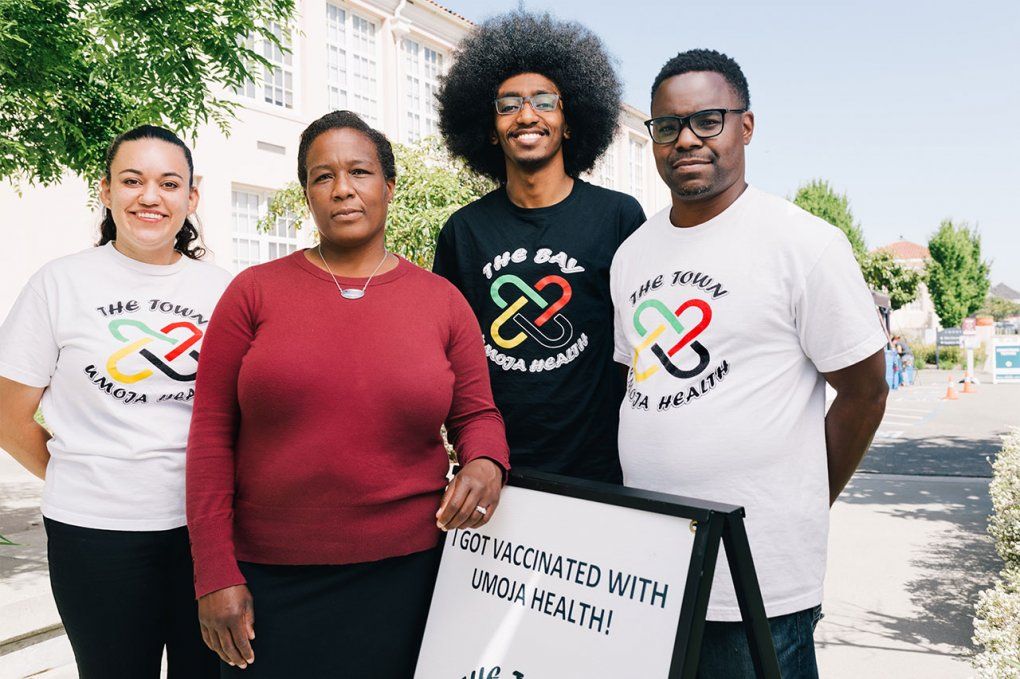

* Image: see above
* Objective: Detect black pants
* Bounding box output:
[44,517,218,679]
[223,546,442,678]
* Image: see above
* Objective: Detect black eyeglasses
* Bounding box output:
[494,93,561,116]
[644,108,747,144]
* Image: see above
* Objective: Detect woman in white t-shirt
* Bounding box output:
[0,125,230,678]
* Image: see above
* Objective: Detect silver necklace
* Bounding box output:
[318,245,390,300]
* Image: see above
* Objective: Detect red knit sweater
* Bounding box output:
[186,252,509,598]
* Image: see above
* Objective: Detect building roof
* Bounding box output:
[416,0,472,26]
[992,282,1020,301]
[873,240,931,261]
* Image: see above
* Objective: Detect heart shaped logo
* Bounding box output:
[161,322,203,362]
[532,275,572,327]
[666,299,712,357]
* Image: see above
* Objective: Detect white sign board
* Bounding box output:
[415,486,697,679]
[993,341,1020,384]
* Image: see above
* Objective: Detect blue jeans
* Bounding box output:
[697,605,823,678]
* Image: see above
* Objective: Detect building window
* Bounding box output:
[629,138,646,203]
[236,23,294,109]
[590,144,617,189]
[231,189,300,271]
[326,4,379,123]
[402,39,444,142]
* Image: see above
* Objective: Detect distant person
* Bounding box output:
[0,125,229,678]
[610,50,889,676]
[892,335,912,359]
[433,11,645,483]
[187,111,509,677]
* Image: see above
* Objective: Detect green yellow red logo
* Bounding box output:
[105,319,203,384]
[490,274,574,350]
[632,298,711,382]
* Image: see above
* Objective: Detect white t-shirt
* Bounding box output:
[0,243,232,530]
[610,186,887,621]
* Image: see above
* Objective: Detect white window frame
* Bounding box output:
[231,187,301,272]
[401,37,445,142]
[325,3,380,124]
[235,23,297,111]
[629,136,646,204]
[591,141,618,189]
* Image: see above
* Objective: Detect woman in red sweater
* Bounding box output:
[186,111,509,677]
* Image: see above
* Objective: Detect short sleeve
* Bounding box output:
[795,233,889,373]
[610,257,632,366]
[0,279,58,388]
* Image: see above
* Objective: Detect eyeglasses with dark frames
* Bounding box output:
[494,93,562,116]
[644,108,747,144]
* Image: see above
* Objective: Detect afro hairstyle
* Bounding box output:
[650,49,751,109]
[437,10,622,183]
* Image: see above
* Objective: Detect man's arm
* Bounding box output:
[822,348,888,505]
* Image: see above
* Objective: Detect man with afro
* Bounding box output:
[433,11,644,484]
[610,49,889,674]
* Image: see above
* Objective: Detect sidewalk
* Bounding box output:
[0,456,71,679]
[817,473,999,677]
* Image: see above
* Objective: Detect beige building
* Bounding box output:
[873,240,940,343]
[0,0,669,320]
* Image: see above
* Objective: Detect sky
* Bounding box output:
[440,0,1020,290]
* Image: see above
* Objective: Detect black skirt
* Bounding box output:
[223,546,442,678]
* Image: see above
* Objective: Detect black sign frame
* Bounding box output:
[503,469,782,679]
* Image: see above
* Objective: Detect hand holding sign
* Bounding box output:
[437,458,504,531]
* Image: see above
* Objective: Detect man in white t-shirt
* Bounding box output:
[610,49,889,676]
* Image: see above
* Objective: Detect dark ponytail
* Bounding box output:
[97,125,206,260]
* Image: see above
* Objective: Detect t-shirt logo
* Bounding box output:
[632,298,712,382]
[106,319,203,384]
[490,274,574,350]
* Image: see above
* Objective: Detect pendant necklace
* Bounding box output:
[318,244,390,300]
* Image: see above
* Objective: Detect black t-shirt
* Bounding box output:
[433,179,645,482]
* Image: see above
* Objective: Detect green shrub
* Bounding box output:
[973,428,1020,677]
[989,429,1020,569]
[912,343,961,369]
[911,343,986,370]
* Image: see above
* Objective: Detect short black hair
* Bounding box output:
[297,110,396,188]
[650,49,751,109]
[437,10,622,183]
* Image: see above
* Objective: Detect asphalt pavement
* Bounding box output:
[860,368,1014,477]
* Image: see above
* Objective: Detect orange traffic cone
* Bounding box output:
[962,372,977,394]
[943,375,958,400]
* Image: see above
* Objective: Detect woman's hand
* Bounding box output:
[436,458,504,531]
[198,584,255,669]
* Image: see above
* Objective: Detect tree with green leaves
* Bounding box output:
[261,136,495,268]
[860,250,922,311]
[977,295,1020,321]
[0,0,295,185]
[793,179,867,259]
[927,219,991,327]
[793,178,920,310]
